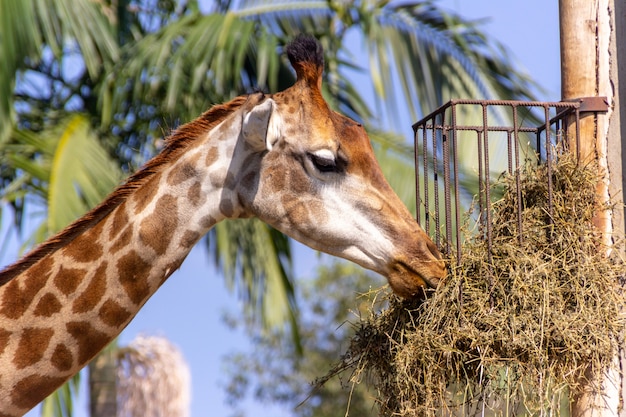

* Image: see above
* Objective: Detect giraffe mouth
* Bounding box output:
[388,259,444,299]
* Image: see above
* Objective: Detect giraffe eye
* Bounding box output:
[308,152,337,173]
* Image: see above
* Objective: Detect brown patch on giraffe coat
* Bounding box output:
[223,172,237,191]
[13,327,54,369]
[209,170,225,188]
[139,194,178,255]
[63,221,104,263]
[287,168,311,194]
[187,181,205,207]
[99,299,132,328]
[133,172,162,215]
[205,146,219,166]
[219,199,235,217]
[109,205,129,241]
[309,200,329,223]
[51,343,73,372]
[282,196,328,227]
[265,165,287,194]
[0,257,53,319]
[11,374,68,410]
[110,226,133,254]
[0,328,10,356]
[199,215,216,229]
[241,171,257,193]
[34,293,62,317]
[180,230,200,249]
[283,124,299,138]
[54,265,86,296]
[67,321,110,365]
[167,162,197,186]
[238,153,260,192]
[117,250,151,305]
[72,262,108,314]
[282,197,312,225]
[214,119,235,141]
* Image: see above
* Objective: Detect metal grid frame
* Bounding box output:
[412,97,608,263]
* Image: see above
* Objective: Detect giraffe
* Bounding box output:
[0,35,445,416]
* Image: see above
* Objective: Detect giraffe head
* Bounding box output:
[228,35,445,297]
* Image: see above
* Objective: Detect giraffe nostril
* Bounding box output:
[426,238,443,261]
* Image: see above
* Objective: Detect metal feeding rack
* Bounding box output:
[412,97,608,263]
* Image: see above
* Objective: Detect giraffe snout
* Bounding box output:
[386,232,446,298]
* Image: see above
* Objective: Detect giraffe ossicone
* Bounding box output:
[0,34,445,416]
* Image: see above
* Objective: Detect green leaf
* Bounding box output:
[40,372,80,417]
[0,0,38,143]
[47,115,121,233]
[35,0,119,78]
[210,218,300,351]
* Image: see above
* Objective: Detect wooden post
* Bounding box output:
[614,2,626,416]
[560,0,624,415]
[560,0,599,164]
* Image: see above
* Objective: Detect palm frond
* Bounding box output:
[210,218,299,347]
[108,12,283,126]
[365,2,539,122]
[0,0,119,143]
[0,1,37,143]
[0,115,122,241]
[47,115,122,233]
[35,0,119,78]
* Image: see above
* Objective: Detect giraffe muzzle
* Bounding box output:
[387,257,445,299]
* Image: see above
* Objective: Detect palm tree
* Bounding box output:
[0,0,539,415]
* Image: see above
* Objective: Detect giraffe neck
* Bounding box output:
[0,97,249,416]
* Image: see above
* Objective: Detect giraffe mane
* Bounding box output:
[0,94,249,286]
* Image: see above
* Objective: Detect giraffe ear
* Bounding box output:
[242,98,282,152]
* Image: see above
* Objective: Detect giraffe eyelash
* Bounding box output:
[308,152,338,173]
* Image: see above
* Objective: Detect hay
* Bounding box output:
[323,155,626,416]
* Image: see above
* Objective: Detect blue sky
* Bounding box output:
[9,1,562,416]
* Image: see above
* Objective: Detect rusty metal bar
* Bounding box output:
[507,130,513,175]
[512,105,523,246]
[441,130,452,253]
[544,105,554,225]
[561,96,609,112]
[414,127,421,226]
[412,97,608,262]
[536,128,542,164]
[451,104,462,263]
[575,108,581,163]
[476,128,485,239]
[481,103,493,256]
[422,120,430,235]
[432,113,441,247]
[419,124,539,133]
